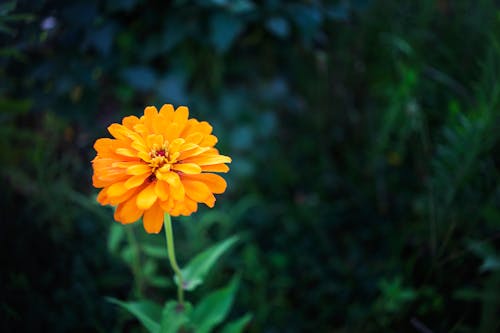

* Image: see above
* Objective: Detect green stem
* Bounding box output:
[125,226,143,297]
[164,213,185,306]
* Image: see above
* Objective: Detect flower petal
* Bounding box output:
[183,173,227,194]
[107,181,129,197]
[155,180,169,200]
[143,106,158,133]
[115,148,138,158]
[185,132,203,145]
[173,106,189,127]
[178,146,210,160]
[165,122,181,143]
[136,182,158,210]
[114,195,144,224]
[182,154,232,165]
[200,164,230,173]
[200,135,218,147]
[146,134,164,150]
[122,115,140,129]
[159,104,175,120]
[168,138,185,154]
[125,173,151,189]
[126,164,151,175]
[94,138,116,155]
[142,202,164,234]
[172,163,201,174]
[107,123,126,140]
[183,180,215,207]
[162,171,181,187]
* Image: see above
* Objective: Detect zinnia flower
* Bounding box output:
[92,104,231,233]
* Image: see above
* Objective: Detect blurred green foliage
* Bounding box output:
[1,0,500,332]
[107,233,247,333]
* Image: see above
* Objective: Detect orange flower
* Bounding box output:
[92,104,231,233]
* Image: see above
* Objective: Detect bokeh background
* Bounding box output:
[1,0,500,332]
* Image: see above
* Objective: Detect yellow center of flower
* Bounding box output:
[147,143,181,177]
[149,147,169,171]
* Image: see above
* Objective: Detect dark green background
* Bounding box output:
[1,0,500,332]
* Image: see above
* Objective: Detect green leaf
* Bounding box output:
[220,314,252,333]
[178,235,239,291]
[159,301,192,333]
[120,246,134,265]
[108,223,124,254]
[143,244,169,259]
[191,276,240,333]
[107,298,161,333]
[148,275,172,288]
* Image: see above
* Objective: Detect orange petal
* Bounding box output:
[163,171,181,187]
[125,173,151,189]
[144,106,158,133]
[183,180,214,206]
[94,138,115,155]
[159,104,175,121]
[126,164,151,175]
[112,161,140,168]
[153,113,169,134]
[170,181,185,200]
[200,164,230,173]
[131,139,148,153]
[96,188,108,204]
[142,202,164,234]
[183,173,227,194]
[173,106,189,126]
[185,132,203,145]
[178,146,210,160]
[165,122,181,143]
[183,154,231,165]
[159,197,175,212]
[155,180,170,200]
[133,123,149,136]
[138,151,151,162]
[136,182,158,210]
[115,148,138,158]
[189,121,212,136]
[107,181,129,197]
[146,134,164,150]
[108,123,130,141]
[200,135,218,147]
[107,185,143,205]
[168,138,185,154]
[172,163,201,174]
[114,195,144,224]
[122,115,140,129]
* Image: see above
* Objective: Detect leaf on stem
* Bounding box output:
[107,297,161,333]
[177,235,239,291]
[190,276,240,333]
[220,313,252,333]
[159,301,192,333]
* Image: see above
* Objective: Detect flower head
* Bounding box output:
[92,104,231,233]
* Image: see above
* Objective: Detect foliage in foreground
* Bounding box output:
[1,0,499,332]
